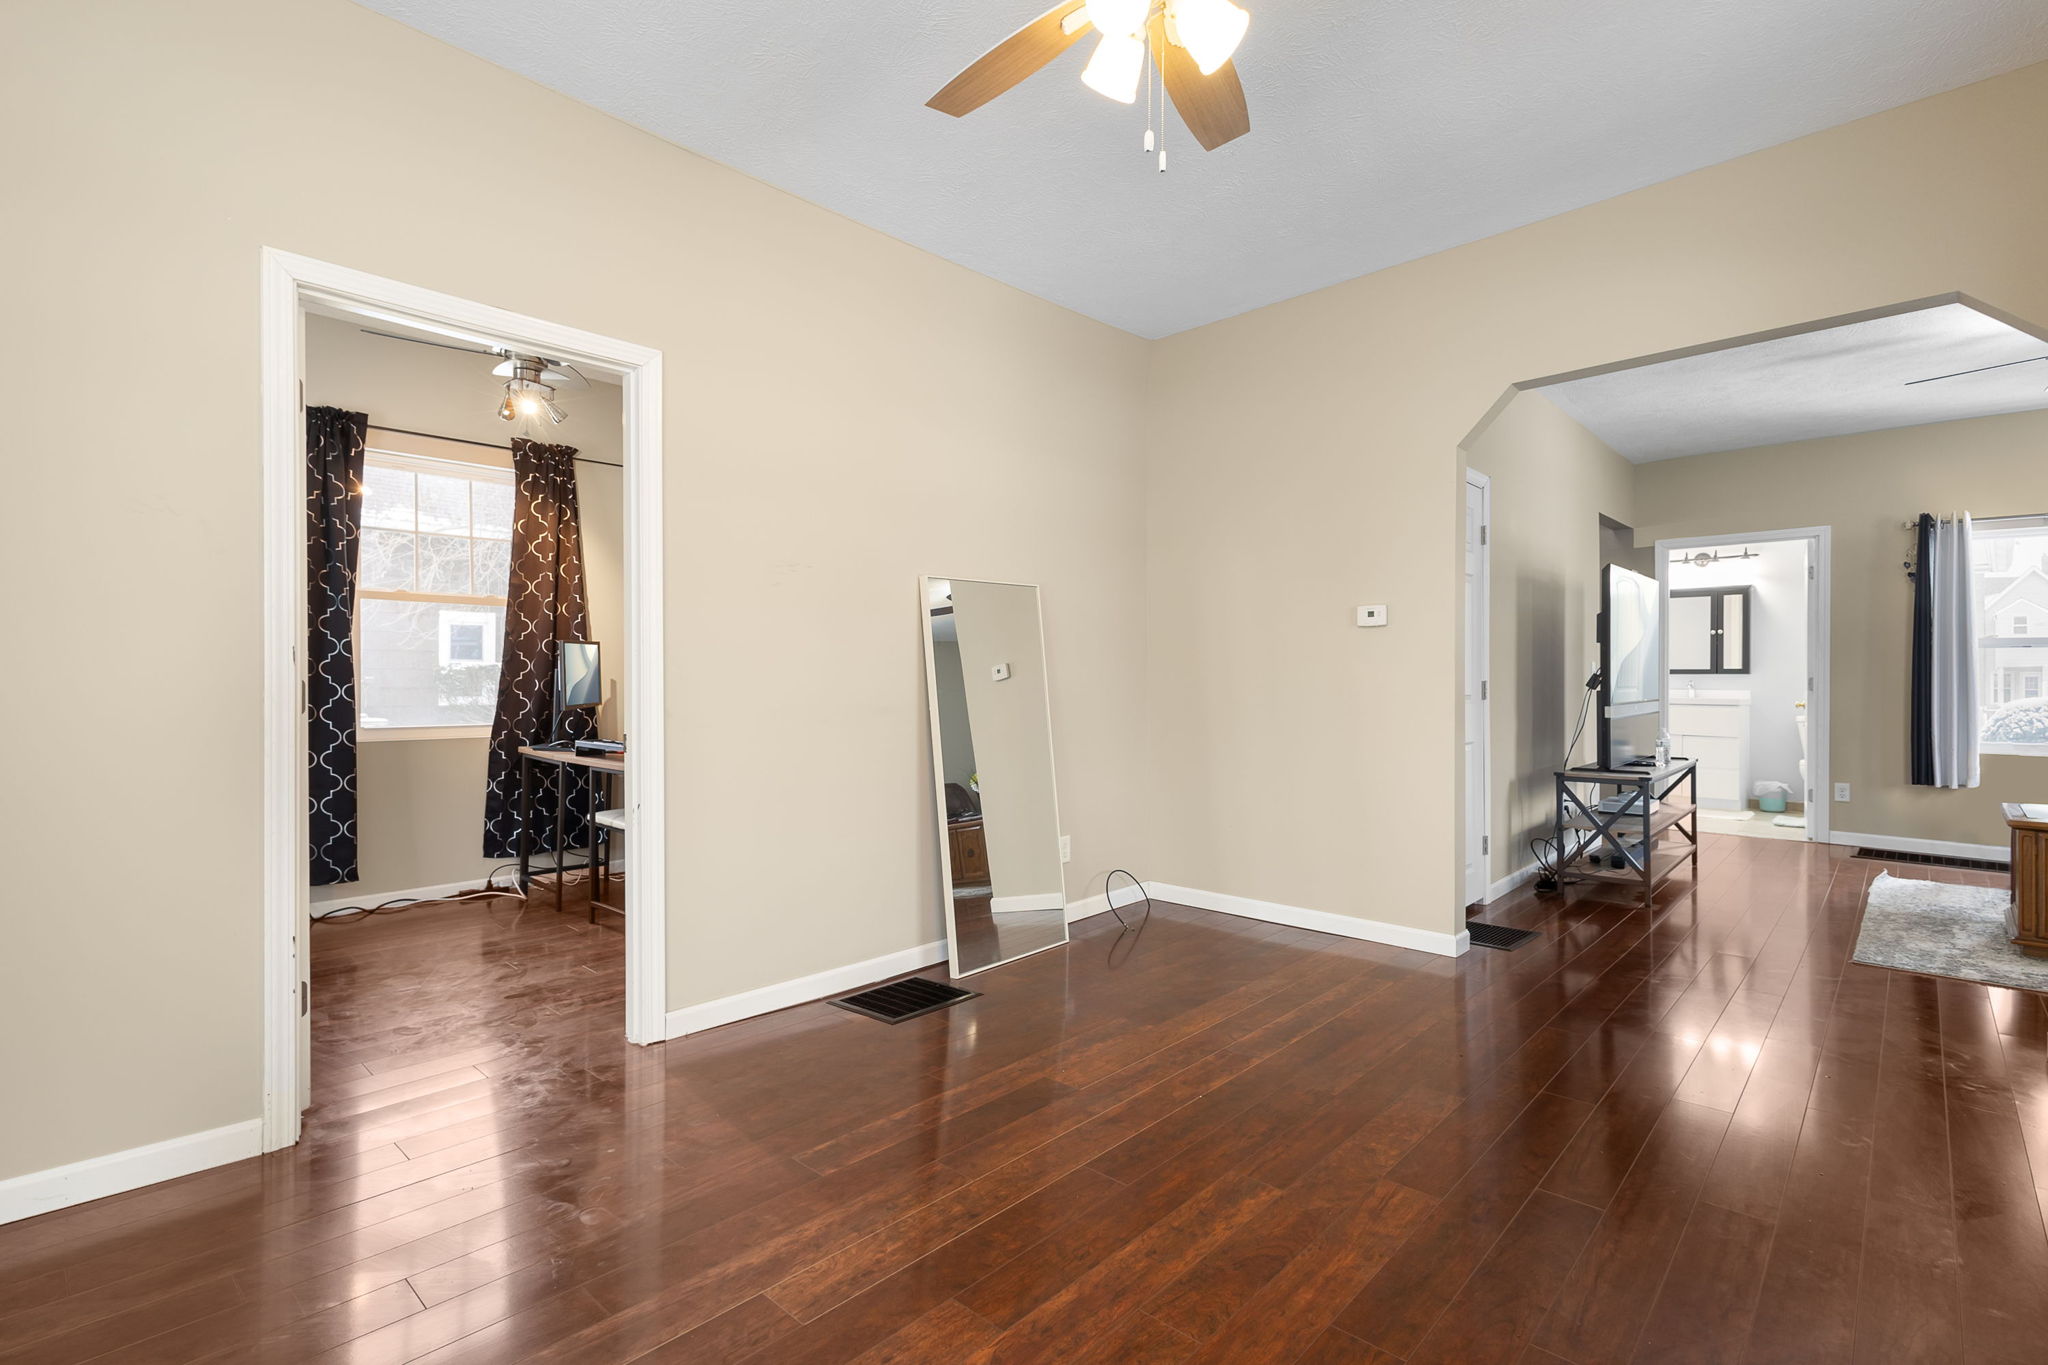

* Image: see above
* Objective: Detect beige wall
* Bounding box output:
[1636,407,2048,849]
[1146,60,2048,940]
[11,0,2048,1194]
[303,315,626,904]
[1463,393,1637,887]
[3,0,1151,1183]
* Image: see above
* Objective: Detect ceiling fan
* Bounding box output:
[928,0,1252,153]
[359,328,588,425]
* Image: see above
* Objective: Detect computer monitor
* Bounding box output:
[1597,565,1662,769]
[556,640,601,711]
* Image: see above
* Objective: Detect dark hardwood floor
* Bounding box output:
[5,837,2048,1362]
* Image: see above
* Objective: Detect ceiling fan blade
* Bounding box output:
[1152,15,1250,151]
[928,1,1091,117]
[359,327,496,357]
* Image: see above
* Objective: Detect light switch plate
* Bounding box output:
[1356,605,1388,628]
[1059,835,1071,864]
[991,662,1011,681]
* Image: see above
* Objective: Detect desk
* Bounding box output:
[517,745,626,923]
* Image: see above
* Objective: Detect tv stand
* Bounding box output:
[1554,760,1700,908]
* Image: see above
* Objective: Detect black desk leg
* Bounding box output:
[517,755,532,894]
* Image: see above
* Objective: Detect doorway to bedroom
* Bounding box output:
[260,251,668,1153]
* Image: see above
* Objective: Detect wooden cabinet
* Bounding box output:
[2007,804,2048,959]
[948,818,989,886]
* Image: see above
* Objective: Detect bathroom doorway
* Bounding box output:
[1656,527,1831,843]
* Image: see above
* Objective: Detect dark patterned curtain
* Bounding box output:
[307,406,368,885]
[483,438,594,858]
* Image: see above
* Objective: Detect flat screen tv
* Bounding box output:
[1597,564,1662,769]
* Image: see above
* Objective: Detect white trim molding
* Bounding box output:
[0,1121,262,1228]
[1982,742,2048,759]
[1145,882,1470,957]
[261,248,669,1157]
[358,724,494,744]
[1655,525,1832,846]
[1482,861,1545,904]
[1828,829,2010,863]
[1065,881,1151,923]
[665,939,949,1038]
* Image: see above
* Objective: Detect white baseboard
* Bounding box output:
[1481,862,1543,904]
[1145,882,1469,957]
[665,937,948,1038]
[1066,882,1150,924]
[310,876,500,918]
[1829,829,2010,863]
[0,1119,262,1227]
[990,892,1066,914]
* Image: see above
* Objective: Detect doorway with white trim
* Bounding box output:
[260,251,668,1152]
[1656,528,1831,844]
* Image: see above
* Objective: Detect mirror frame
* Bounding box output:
[918,575,1069,978]
[1670,585,1753,675]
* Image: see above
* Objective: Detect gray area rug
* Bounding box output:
[1853,871,2044,992]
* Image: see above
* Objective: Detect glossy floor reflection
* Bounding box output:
[950,891,1067,970]
[4,839,2047,1362]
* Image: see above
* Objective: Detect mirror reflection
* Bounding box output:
[924,578,1067,975]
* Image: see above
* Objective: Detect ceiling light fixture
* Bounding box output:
[929,0,1253,157]
[1165,0,1249,75]
[494,355,570,426]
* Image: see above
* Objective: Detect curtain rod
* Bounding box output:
[366,423,625,469]
[1899,513,2046,529]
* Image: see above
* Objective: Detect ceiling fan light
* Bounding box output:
[1083,0,1149,39]
[1166,0,1249,75]
[1060,7,1092,36]
[1081,31,1145,103]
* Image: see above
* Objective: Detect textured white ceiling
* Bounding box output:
[353,0,2048,337]
[1535,301,2048,461]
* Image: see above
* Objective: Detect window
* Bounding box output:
[1972,518,2048,755]
[1668,586,1751,674]
[357,452,514,735]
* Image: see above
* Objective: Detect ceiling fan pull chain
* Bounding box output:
[1157,45,1168,171]
[1144,37,1155,152]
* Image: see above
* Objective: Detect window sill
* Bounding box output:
[361,725,493,743]
[1982,742,2048,759]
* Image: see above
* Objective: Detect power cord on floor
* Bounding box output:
[310,859,594,923]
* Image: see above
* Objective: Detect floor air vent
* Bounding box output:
[1466,920,1541,951]
[1853,848,2009,874]
[832,976,979,1024]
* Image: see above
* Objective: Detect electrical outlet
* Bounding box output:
[1834,782,1851,802]
[1059,835,1071,864]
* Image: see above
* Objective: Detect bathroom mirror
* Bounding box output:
[1670,586,1751,674]
[920,577,1067,977]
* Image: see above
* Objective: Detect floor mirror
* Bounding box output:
[920,577,1068,976]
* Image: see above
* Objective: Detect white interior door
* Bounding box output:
[1464,474,1490,905]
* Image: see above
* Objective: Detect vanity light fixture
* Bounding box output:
[1671,547,1760,568]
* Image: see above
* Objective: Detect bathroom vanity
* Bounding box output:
[1667,690,1751,811]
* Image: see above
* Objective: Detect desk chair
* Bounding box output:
[591,808,626,923]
